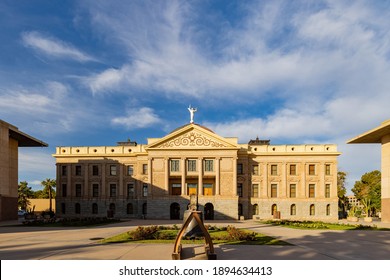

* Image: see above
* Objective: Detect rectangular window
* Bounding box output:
[252,184,259,198]
[92,165,99,176]
[75,165,82,176]
[110,184,117,197]
[204,159,214,172]
[237,163,243,175]
[127,165,134,176]
[187,183,197,195]
[325,164,331,175]
[325,184,331,198]
[61,165,67,176]
[203,183,213,196]
[142,164,148,175]
[237,183,243,197]
[92,184,99,197]
[170,160,180,172]
[290,184,296,198]
[187,160,197,172]
[142,184,148,197]
[171,183,181,195]
[309,184,315,198]
[290,164,296,175]
[127,183,134,197]
[271,165,278,176]
[62,183,67,197]
[309,164,315,175]
[252,165,259,175]
[271,184,278,198]
[75,184,82,197]
[110,165,117,176]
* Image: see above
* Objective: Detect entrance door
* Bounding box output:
[204,203,214,220]
[170,203,180,219]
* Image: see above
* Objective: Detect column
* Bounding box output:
[101,163,106,197]
[84,164,89,197]
[233,157,237,196]
[264,163,268,198]
[67,164,72,197]
[119,163,124,197]
[181,158,186,195]
[165,158,169,192]
[281,162,287,198]
[148,158,152,196]
[198,157,203,196]
[215,157,220,195]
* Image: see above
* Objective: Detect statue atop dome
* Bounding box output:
[188,105,197,124]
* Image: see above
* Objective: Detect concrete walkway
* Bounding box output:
[1,219,390,260]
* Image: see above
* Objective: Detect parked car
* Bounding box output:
[18,210,27,216]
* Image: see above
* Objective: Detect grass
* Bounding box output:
[101,225,291,245]
[263,220,390,231]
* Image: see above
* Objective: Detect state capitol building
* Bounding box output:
[53,110,340,221]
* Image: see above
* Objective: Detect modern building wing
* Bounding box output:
[0,120,48,221]
[53,122,340,221]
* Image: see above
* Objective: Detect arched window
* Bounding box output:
[290,204,296,216]
[271,204,277,216]
[92,203,98,214]
[326,204,330,216]
[142,203,147,215]
[310,204,315,216]
[75,203,81,214]
[238,203,243,216]
[252,204,259,215]
[127,203,133,215]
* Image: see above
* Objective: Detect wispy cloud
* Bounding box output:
[21,31,95,62]
[111,107,162,129]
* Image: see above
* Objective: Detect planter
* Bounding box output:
[347,216,359,222]
[363,217,373,222]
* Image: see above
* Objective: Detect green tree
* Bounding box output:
[40,178,56,213]
[18,181,34,210]
[352,170,381,213]
[337,171,348,215]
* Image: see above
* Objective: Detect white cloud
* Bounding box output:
[21,31,95,62]
[111,107,162,129]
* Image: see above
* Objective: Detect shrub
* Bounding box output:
[128,226,159,240]
[226,226,256,241]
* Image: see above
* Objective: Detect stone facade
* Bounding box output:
[53,123,340,221]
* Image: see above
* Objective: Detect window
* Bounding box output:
[325,184,330,198]
[290,164,296,175]
[187,160,197,172]
[187,183,197,195]
[110,165,117,176]
[271,204,277,216]
[271,184,278,198]
[271,165,278,176]
[62,184,67,197]
[252,164,259,175]
[253,204,259,215]
[310,204,315,216]
[110,184,116,197]
[61,203,66,214]
[203,183,213,196]
[127,165,134,176]
[252,184,259,198]
[290,204,296,215]
[309,184,315,198]
[290,184,296,198]
[92,184,99,197]
[92,165,99,176]
[325,164,331,175]
[170,160,180,172]
[109,203,116,215]
[171,183,181,195]
[237,183,243,197]
[75,203,81,214]
[127,203,133,215]
[204,159,214,172]
[127,183,134,197]
[326,204,330,216]
[75,165,82,176]
[61,165,67,176]
[143,184,148,197]
[309,164,315,175]
[142,164,148,175]
[237,163,243,174]
[238,203,243,216]
[75,184,82,197]
[92,203,98,214]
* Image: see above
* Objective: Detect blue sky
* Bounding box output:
[1,0,389,193]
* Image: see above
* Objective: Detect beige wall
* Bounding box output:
[28,199,56,212]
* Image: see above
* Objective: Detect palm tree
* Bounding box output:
[41,178,56,213]
[18,181,34,210]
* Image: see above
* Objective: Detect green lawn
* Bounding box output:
[262,220,390,230]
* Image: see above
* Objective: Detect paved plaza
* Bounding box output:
[1,219,390,260]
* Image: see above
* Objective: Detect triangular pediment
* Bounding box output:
[146,124,238,150]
